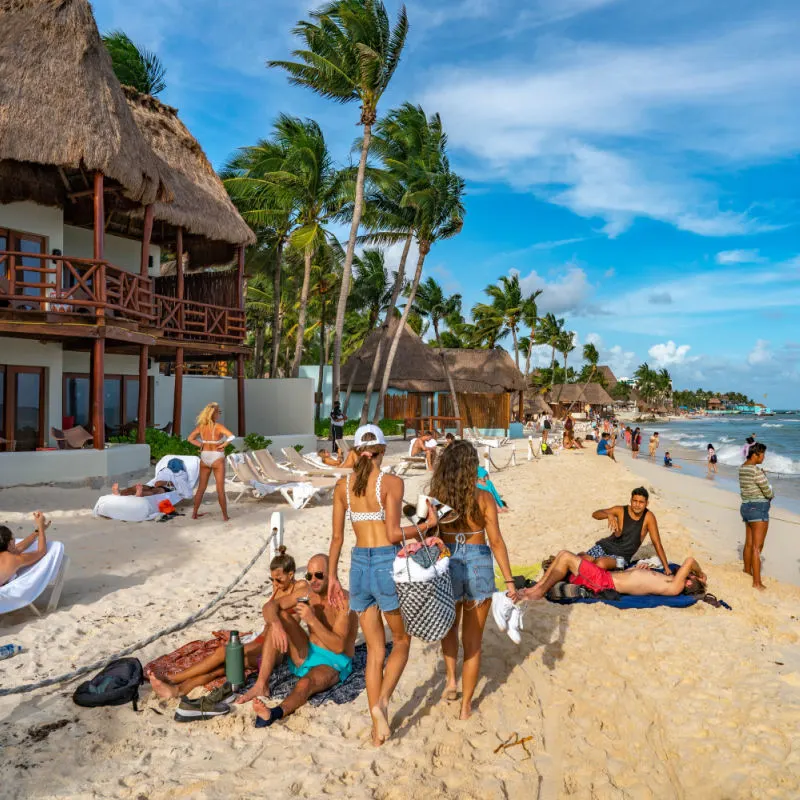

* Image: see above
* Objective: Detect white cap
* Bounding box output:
[353,424,387,447]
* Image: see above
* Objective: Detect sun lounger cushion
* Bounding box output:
[92,455,201,522]
[0,540,66,615]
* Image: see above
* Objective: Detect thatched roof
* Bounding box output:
[546,383,615,406]
[342,321,525,394]
[124,88,255,265]
[0,0,170,206]
[597,365,618,388]
[524,393,553,415]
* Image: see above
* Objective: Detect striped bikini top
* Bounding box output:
[346,471,385,522]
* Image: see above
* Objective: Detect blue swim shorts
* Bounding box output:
[740,501,770,523]
[289,641,353,683]
[349,545,399,614]
[586,543,628,569]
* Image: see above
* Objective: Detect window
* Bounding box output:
[63,373,152,435]
[0,366,45,451]
[0,228,47,306]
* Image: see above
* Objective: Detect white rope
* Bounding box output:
[0,524,280,698]
[487,446,518,472]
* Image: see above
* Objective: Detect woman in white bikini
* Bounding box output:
[188,402,234,521]
[328,424,438,746]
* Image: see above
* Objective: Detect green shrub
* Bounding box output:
[242,433,272,452]
[110,427,236,463]
[293,444,304,453]
[313,417,404,438]
[315,419,330,438]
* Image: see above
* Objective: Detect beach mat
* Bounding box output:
[245,642,393,707]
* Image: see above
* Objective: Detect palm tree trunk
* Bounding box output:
[556,351,567,402]
[511,325,519,369]
[550,345,556,384]
[359,231,412,425]
[289,247,314,378]
[315,302,326,422]
[524,345,532,382]
[434,320,462,427]
[270,239,284,378]
[331,123,372,405]
[373,240,428,424]
[342,355,360,416]
[254,325,265,378]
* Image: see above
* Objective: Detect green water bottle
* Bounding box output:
[225,630,245,691]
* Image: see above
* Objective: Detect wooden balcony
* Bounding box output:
[0,250,245,347]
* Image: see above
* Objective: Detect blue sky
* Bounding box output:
[93,0,800,407]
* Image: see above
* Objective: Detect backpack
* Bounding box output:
[73,657,144,711]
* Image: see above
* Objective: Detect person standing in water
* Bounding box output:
[739,443,774,591]
[328,424,438,746]
[706,443,718,477]
[188,402,234,521]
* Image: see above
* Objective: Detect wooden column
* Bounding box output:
[237,353,246,436]
[172,347,184,437]
[140,205,154,277]
[91,172,105,450]
[518,390,524,422]
[236,245,245,309]
[137,345,149,444]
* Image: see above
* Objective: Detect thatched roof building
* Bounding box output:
[0,0,170,206]
[597,365,618,388]
[524,393,553,415]
[546,383,615,407]
[124,88,255,266]
[342,321,525,394]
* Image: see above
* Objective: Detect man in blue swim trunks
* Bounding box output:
[237,554,358,728]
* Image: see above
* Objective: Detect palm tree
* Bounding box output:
[555,330,576,401]
[473,275,531,369]
[520,290,542,379]
[565,342,600,413]
[413,276,463,422]
[536,312,565,387]
[634,362,658,407]
[103,30,167,95]
[270,0,409,404]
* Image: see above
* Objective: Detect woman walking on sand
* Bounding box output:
[431,440,518,720]
[328,424,438,746]
[739,442,774,590]
[188,402,234,521]
[706,443,718,477]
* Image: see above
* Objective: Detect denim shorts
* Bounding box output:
[741,501,770,523]
[448,541,494,604]
[349,545,399,613]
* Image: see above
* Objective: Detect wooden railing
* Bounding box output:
[0,251,245,345]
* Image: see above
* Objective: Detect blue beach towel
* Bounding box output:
[477,467,506,508]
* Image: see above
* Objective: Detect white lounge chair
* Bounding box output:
[227,454,331,510]
[0,540,69,617]
[93,455,201,522]
[464,427,509,448]
[251,448,338,489]
[281,446,349,477]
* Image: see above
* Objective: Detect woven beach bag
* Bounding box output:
[394,532,456,642]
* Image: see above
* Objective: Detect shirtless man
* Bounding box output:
[236,554,358,728]
[582,487,672,574]
[410,432,437,470]
[520,551,707,601]
[0,511,49,586]
[317,448,358,469]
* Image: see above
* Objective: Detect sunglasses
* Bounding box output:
[305,571,325,581]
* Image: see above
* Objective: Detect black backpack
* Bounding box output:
[73,657,144,711]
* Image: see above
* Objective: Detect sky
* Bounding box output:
[93,0,800,407]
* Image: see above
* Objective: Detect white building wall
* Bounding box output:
[0,202,64,253]
[63,225,160,275]
[62,351,145,376]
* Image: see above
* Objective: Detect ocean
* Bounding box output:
[628,413,800,512]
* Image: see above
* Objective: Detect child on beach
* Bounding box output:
[706,444,718,477]
[631,428,642,458]
[648,432,659,460]
[663,452,682,469]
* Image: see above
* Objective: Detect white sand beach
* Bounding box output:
[2,445,799,799]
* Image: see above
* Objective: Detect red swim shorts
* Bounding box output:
[569,558,616,593]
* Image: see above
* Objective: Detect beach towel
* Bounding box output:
[0,540,66,615]
[495,563,542,592]
[477,467,506,508]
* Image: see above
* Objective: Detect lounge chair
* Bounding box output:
[227,454,331,510]
[93,455,201,522]
[337,437,353,459]
[51,425,93,450]
[251,448,338,488]
[0,540,69,616]
[464,427,509,448]
[281,446,350,477]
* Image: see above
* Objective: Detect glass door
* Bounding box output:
[10,367,44,450]
[11,232,46,309]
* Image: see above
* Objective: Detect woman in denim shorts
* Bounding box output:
[429,440,518,720]
[328,425,438,746]
[738,442,774,590]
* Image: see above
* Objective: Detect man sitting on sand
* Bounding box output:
[663,452,682,469]
[582,487,672,574]
[596,432,616,461]
[236,554,358,728]
[112,458,193,498]
[519,550,707,601]
[0,511,49,586]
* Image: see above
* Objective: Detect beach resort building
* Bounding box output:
[0,0,259,481]
[545,383,615,416]
[341,320,526,435]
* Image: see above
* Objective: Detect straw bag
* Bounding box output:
[393,529,455,642]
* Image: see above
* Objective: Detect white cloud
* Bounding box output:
[584,333,637,376]
[604,267,616,278]
[517,266,593,314]
[747,339,774,365]
[648,341,694,366]
[715,249,766,264]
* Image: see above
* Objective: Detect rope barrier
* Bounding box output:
[485,445,518,472]
[0,525,280,698]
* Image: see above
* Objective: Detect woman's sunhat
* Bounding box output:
[353,424,386,447]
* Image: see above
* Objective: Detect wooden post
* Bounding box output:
[93,172,105,263]
[175,226,184,333]
[172,346,184,436]
[237,353,246,436]
[137,345,148,444]
[236,245,245,310]
[140,205,154,278]
[518,390,524,422]
[91,338,105,450]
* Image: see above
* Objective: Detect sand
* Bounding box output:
[1,442,799,799]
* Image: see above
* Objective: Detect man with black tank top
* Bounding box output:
[580,487,672,575]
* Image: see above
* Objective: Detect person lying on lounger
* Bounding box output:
[147,547,307,697]
[580,487,672,574]
[0,511,48,586]
[235,553,358,728]
[519,550,707,601]
[111,458,193,498]
[317,448,358,469]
